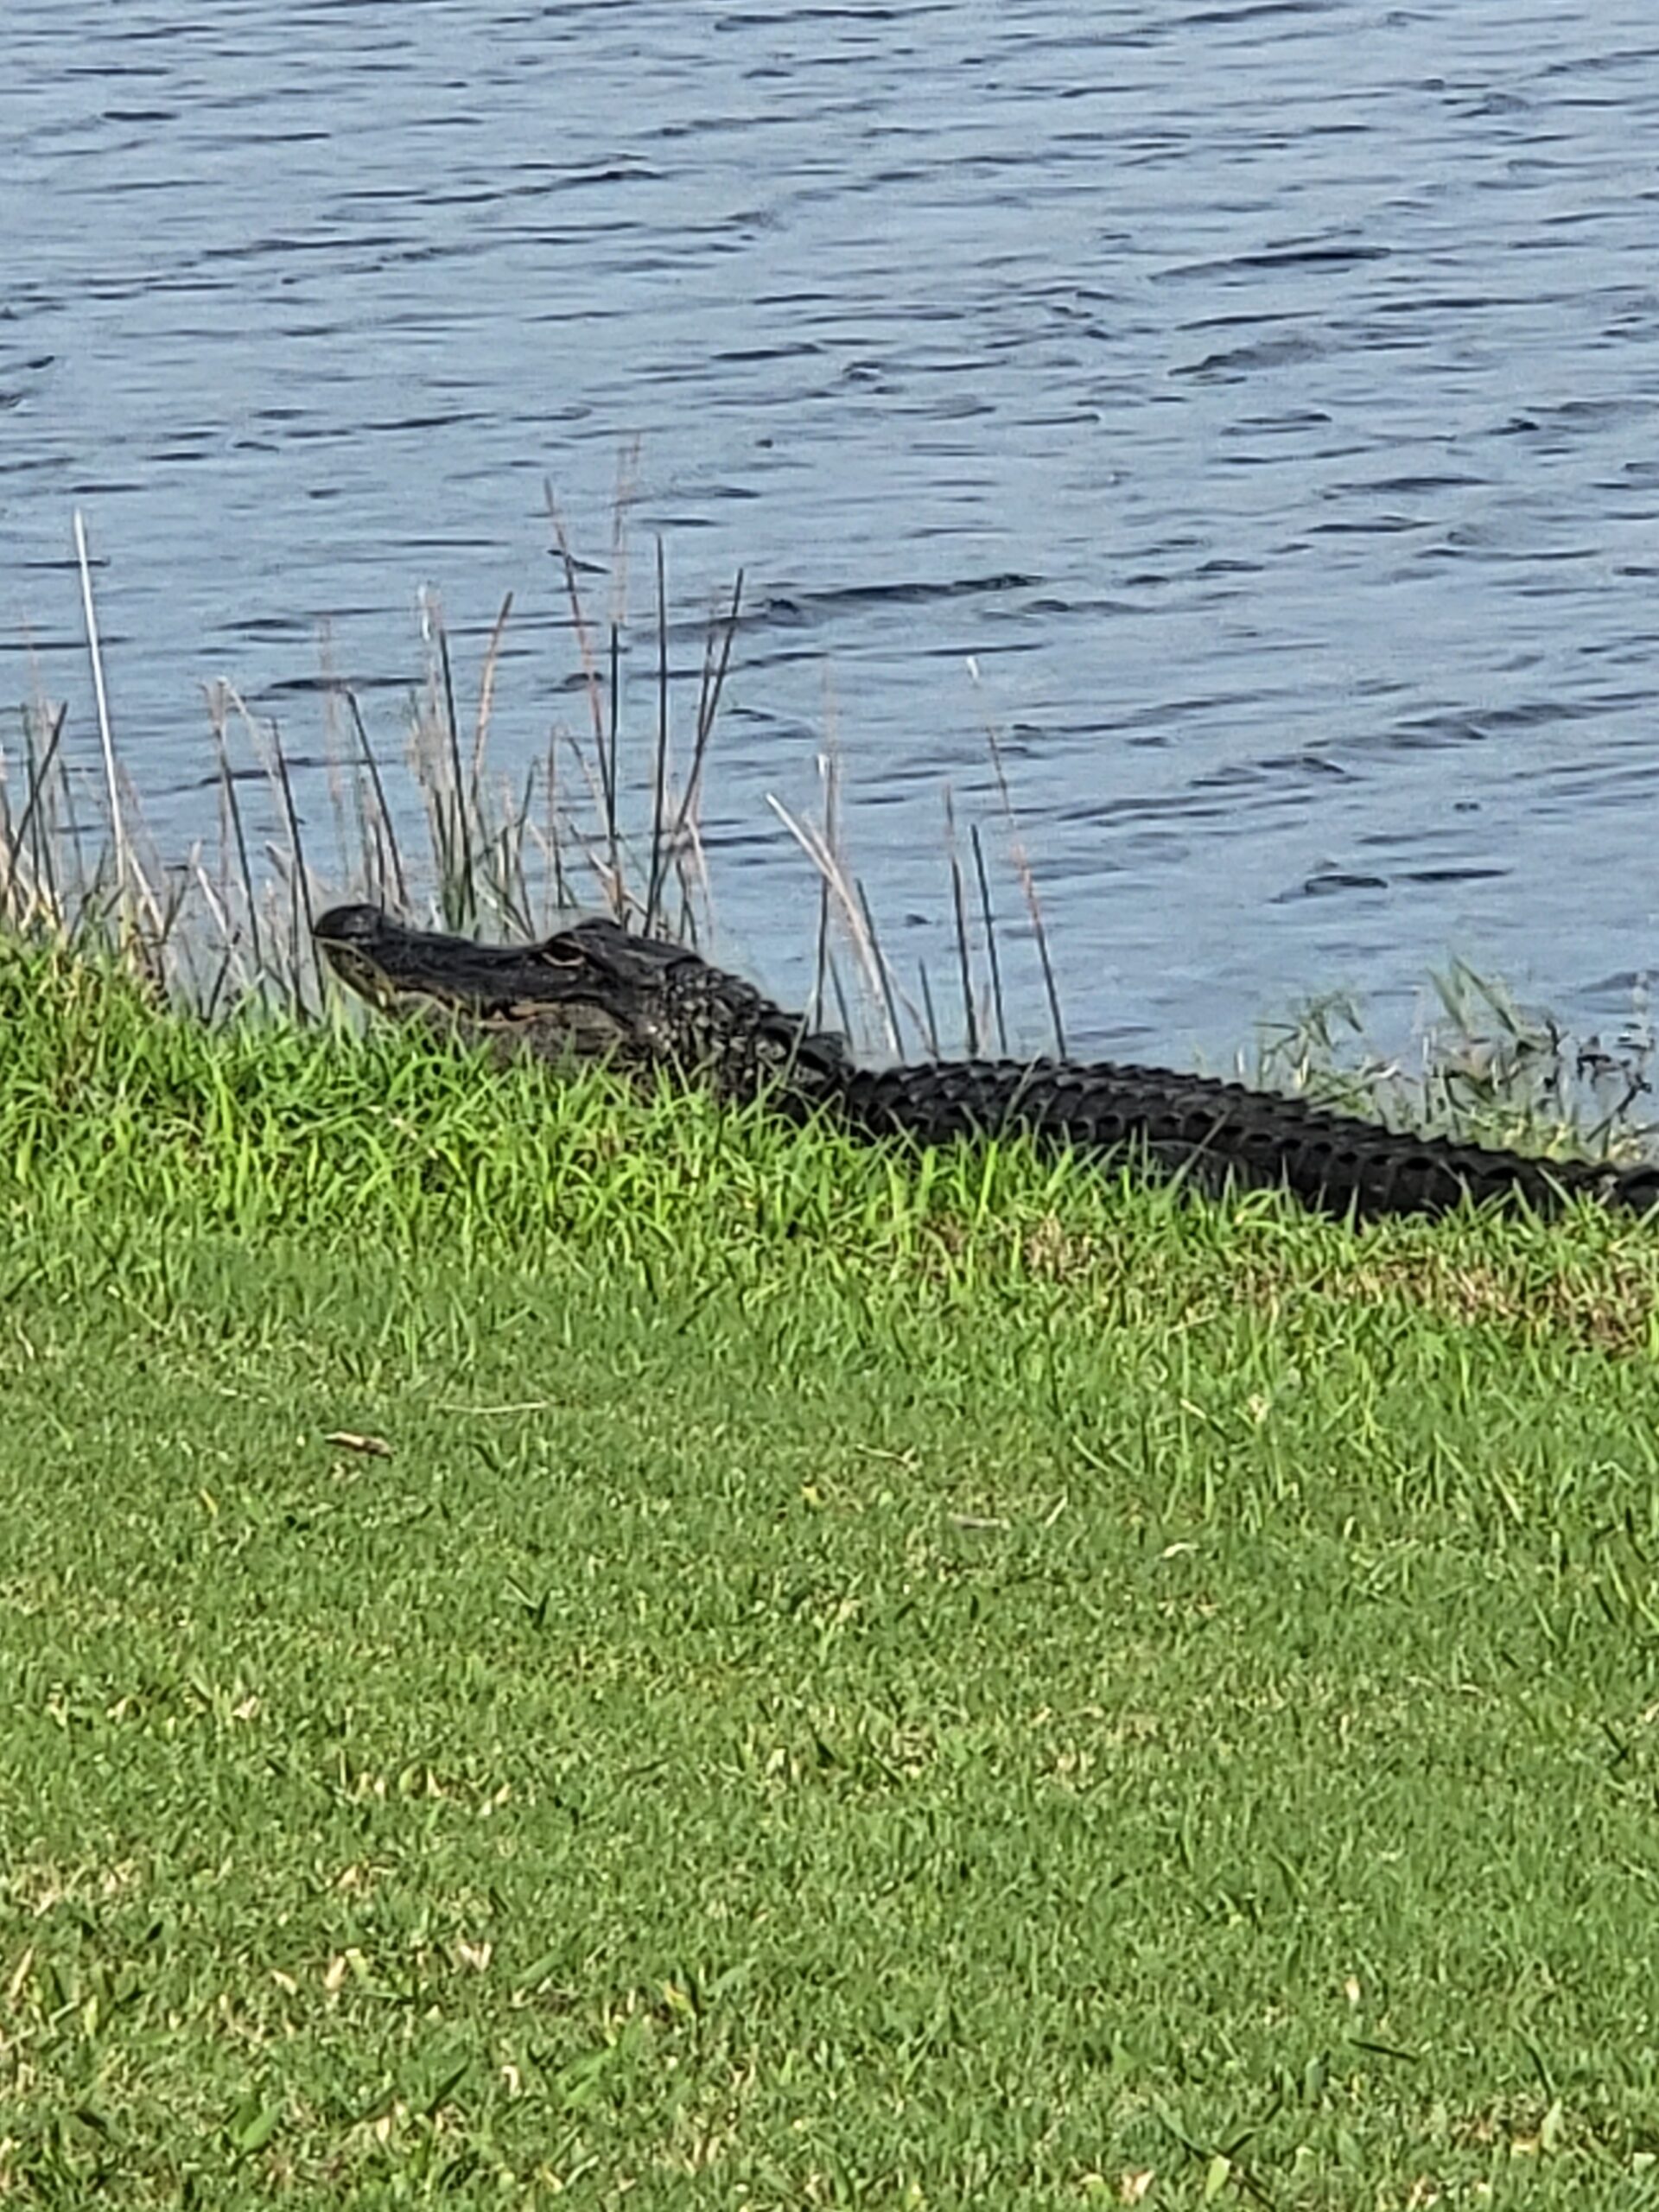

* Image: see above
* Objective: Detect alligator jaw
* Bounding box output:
[314,903,851,1103]
[312,904,670,1056]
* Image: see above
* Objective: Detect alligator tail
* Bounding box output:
[842,1058,1647,1221]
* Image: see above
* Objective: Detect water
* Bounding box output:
[4,1,1658,1060]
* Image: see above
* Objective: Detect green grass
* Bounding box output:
[4,944,1659,2206]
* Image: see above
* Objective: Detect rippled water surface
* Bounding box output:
[4,1,1658,1057]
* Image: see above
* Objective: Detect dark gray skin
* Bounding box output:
[313,904,1659,1222]
[313,904,849,1095]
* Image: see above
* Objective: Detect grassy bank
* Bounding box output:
[4,944,1659,2207]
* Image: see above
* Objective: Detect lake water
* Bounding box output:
[3,0,1658,1061]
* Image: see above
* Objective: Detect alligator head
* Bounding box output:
[313,903,849,1104]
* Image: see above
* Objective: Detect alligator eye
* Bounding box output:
[537,941,585,970]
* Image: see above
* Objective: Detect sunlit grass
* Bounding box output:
[3,947,1659,2203]
[6,518,1659,2202]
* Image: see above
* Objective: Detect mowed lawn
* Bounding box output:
[3,945,1659,2205]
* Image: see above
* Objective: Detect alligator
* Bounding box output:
[313,903,1659,1223]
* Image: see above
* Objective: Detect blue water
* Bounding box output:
[3,1,1657,1058]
